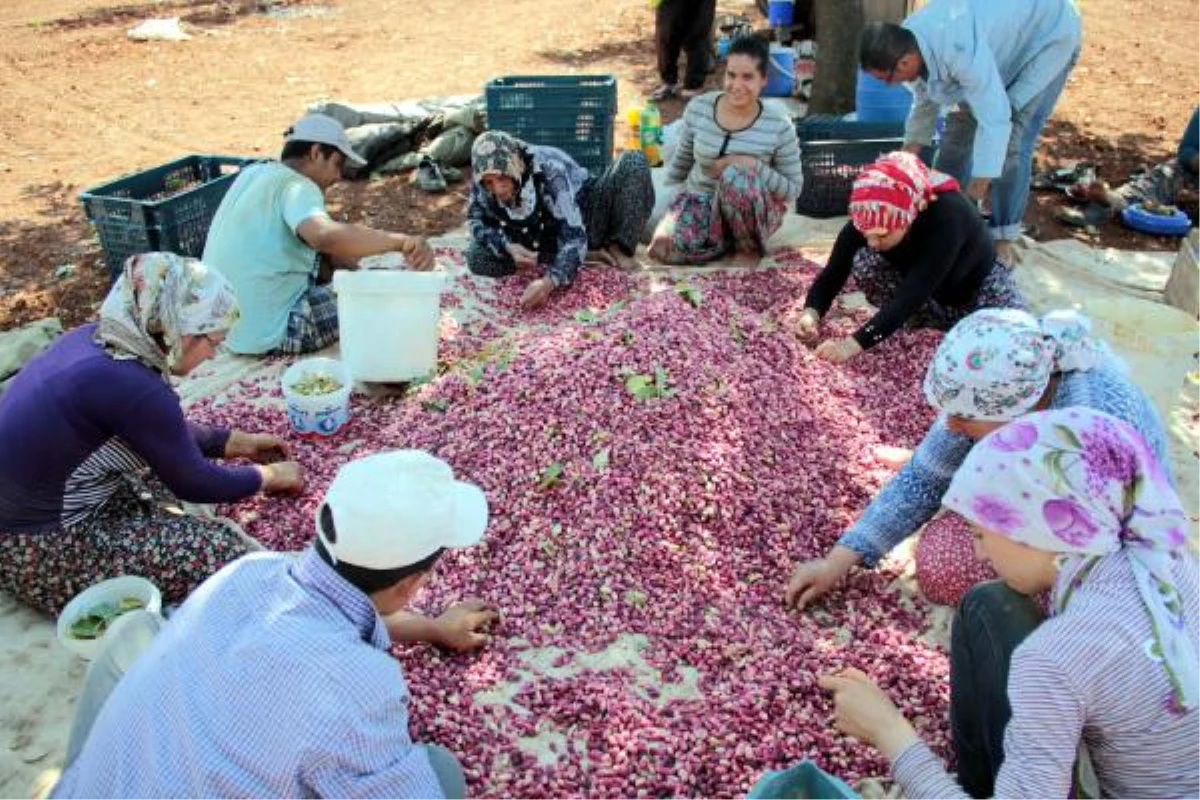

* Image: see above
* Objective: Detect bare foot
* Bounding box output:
[728,249,761,267]
[874,445,913,471]
[994,239,1018,268]
[604,243,642,271]
[648,236,672,264]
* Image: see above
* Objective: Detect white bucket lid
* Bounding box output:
[333,269,448,295]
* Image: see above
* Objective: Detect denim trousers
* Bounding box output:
[949,580,1045,798]
[934,53,1080,241]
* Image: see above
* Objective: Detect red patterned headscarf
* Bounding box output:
[848,151,960,233]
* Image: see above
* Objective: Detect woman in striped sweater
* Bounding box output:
[0,254,304,615]
[822,407,1198,798]
[648,34,803,265]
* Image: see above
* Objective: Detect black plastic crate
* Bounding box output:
[79,154,259,280]
[795,114,906,143]
[796,138,906,218]
[485,75,618,175]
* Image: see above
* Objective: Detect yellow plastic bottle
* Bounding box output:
[625,106,642,154]
[640,99,663,167]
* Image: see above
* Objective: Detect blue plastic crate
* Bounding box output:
[796,114,906,143]
[796,138,905,218]
[485,75,617,175]
[79,154,260,281]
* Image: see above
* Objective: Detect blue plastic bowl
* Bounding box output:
[1121,203,1192,236]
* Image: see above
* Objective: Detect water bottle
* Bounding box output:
[640,99,663,167]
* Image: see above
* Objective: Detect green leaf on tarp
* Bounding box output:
[422,398,449,413]
[625,373,656,398]
[538,461,565,489]
[675,282,703,308]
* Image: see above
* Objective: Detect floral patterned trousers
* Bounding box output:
[0,480,259,616]
[655,162,788,264]
[851,248,1029,331]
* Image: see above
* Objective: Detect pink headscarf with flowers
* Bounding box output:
[945,407,1197,714]
[849,151,960,233]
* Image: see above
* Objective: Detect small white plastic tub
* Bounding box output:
[281,357,353,437]
[56,575,163,661]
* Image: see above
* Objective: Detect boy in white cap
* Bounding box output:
[203,113,438,356]
[52,450,495,799]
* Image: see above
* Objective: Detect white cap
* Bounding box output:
[286,113,367,167]
[318,450,488,570]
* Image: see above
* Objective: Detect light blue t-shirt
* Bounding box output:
[202,162,328,354]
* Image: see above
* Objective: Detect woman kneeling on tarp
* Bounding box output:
[466,130,654,311]
[796,151,1026,363]
[0,253,305,616]
[821,407,1198,799]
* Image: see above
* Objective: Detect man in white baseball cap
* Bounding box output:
[203,112,438,356]
[53,450,495,799]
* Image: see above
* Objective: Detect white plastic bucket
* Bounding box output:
[281,357,352,436]
[333,269,447,382]
[57,575,163,661]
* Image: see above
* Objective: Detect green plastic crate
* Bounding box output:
[79,154,259,280]
[485,75,617,175]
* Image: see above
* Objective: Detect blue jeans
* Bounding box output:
[935,52,1079,241]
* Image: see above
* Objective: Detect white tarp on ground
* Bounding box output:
[1,216,1196,797]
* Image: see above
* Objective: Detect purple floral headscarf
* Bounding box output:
[945,408,1197,713]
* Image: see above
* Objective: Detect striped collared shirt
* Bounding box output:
[893,552,1199,798]
[53,549,444,799]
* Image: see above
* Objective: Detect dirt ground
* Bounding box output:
[0,0,1196,331]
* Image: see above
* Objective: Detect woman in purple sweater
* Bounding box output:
[821,408,1197,798]
[0,253,305,615]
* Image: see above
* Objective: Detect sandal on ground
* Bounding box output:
[1054,202,1110,229]
[679,85,705,98]
[650,83,678,101]
[1031,162,1097,192]
[414,156,448,193]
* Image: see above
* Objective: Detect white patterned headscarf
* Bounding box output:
[95,252,239,379]
[944,408,1197,714]
[923,308,1111,421]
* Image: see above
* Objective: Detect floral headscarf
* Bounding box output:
[95,252,239,379]
[945,408,1197,714]
[471,131,540,221]
[848,151,960,233]
[923,308,1111,421]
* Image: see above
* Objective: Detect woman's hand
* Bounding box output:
[789,308,821,340]
[815,337,863,363]
[819,668,920,760]
[258,461,306,494]
[520,277,556,311]
[507,243,538,270]
[225,431,289,464]
[398,234,435,270]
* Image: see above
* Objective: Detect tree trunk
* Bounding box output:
[808,0,864,114]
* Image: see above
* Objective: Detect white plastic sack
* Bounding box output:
[127,18,191,41]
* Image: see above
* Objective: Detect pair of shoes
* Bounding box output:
[414,156,447,193]
[650,83,678,101]
[679,86,705,98]
[1031,162,1096,192]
